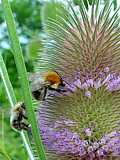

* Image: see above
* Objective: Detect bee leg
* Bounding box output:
[57,85,67,92]
[42,87,48,101]
[21,102,26,109]
[20,104,28,120]
[23,115,28,120]
[20,122,30,131]
[49,87,66,93]
[48,87,56,91]
[56,88,66,92]
[12,120,21,131]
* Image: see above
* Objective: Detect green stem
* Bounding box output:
[1,111,11,160]
[1,0,46,159]
[0,54,34,160]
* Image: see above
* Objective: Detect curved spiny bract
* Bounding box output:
[36,0,120,159]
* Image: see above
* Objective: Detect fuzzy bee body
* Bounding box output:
[29,71,66,101]
[10,102,30,132]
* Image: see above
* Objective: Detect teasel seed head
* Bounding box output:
[35,0,120,159]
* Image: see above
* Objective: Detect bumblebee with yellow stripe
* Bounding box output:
[10,102,30,132]
[29,71,66,101]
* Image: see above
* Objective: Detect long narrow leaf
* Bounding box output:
[1,0,46,159]
[0,54,34,160]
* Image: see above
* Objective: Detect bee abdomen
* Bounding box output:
[12,119,21,131]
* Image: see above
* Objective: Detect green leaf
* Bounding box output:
[1,0,46,159]
[0,54,34,160]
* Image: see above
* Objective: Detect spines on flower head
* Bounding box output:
[35,0,120,159]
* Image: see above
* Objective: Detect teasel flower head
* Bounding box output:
[36,0,120,159]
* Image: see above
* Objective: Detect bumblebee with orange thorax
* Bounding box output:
[29,71,66,101]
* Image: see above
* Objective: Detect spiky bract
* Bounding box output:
[36,0,120,159]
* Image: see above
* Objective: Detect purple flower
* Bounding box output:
[39,118,120,159]
[84,90,92,98]
[84,128,92,137]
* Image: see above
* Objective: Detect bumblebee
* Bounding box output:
[10,102,30,132]
[28,71,66,101]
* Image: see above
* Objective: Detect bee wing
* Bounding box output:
[30,81,43,91]
[30,80,50,92]
[28,72,43,91]
[28,72,41,82]
[28,72,50,92]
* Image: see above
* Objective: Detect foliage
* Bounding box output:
[1,0,46,159]
[0,0,118,159]
[0,0,44,159]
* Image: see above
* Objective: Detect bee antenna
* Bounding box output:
[52,70,60,76]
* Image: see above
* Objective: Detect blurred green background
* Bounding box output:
[0,0,118,159]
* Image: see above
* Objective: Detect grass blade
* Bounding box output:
[1,0,46,159]
[0,54,34,160]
